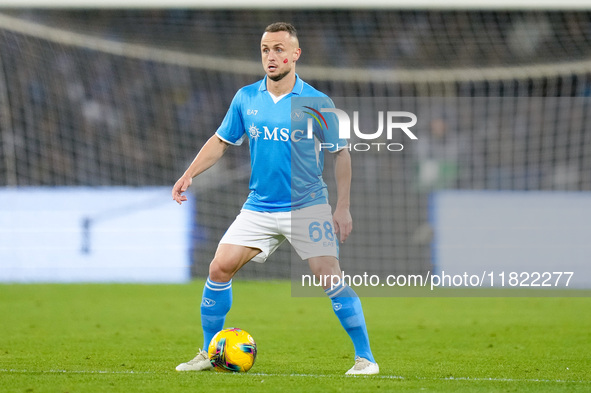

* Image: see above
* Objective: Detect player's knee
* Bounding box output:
[208,258,236,282]
[309,256,341,278]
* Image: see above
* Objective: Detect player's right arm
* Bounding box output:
[172,134,229,205]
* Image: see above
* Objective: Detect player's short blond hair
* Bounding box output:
[264,22,298,40]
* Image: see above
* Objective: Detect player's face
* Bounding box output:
[261,31,300,82]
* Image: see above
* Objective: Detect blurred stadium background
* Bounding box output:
[1,6,591,282]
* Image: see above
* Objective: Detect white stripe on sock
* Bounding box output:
[205,278,231,291]
[325,283,347,298]
[205,283,232,291]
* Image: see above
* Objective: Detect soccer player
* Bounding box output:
[172,22,378,375]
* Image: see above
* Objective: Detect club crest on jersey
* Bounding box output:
[291,109,305,121]
[248,123,261,140]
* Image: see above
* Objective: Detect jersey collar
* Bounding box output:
[259,74,304,95]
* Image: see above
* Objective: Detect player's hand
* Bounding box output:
[172,175,192,205]
[333,206,352,243]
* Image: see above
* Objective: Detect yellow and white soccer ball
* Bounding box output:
[207,327,257,372]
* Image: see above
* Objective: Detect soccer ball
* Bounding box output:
[207,327,257,372]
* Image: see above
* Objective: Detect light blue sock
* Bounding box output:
[201,277,232,350]
[325,283,375,363]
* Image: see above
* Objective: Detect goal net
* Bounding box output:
[1,9,590,280]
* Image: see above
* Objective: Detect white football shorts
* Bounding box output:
[219,204,339,263]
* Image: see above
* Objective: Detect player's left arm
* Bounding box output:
[333,148,352,243]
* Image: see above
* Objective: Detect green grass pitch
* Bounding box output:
[1,281,590,392]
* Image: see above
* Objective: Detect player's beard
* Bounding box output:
[268,67,291,82]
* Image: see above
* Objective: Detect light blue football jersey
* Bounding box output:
[215,74,346,212]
